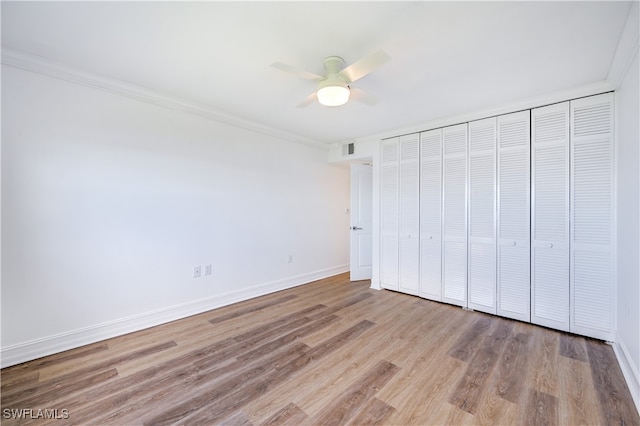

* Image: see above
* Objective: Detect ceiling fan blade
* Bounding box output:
[271,62,324,81]
[350,86,378,106]
[296,92,317,108]
[340,49,391,83]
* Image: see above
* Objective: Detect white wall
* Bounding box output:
[1,65,350,366]
[615,46,640,411]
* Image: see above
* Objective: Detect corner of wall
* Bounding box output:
[614,339,640,414]
[328,138,378,163]
[369,279,382,290]
[607,1,640,413]
[608,1,640,89]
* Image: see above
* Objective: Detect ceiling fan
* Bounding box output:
[271,49,391,108]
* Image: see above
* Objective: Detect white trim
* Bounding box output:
[0,48,327,151]
[369,279,382,290]
[0,265,347,368]
[348,81,615,147]
[607,2,640,89]
[372,141,382,291]
[613,339,640,415]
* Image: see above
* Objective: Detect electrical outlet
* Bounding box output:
[193,266,202,278]
[287,255,293,263]
[205,264,212,276]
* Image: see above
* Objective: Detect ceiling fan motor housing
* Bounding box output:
[323,56,346,76]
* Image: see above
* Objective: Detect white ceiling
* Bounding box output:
[1,1,632,145]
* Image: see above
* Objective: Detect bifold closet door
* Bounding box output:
[531,102,570,331]
[442,123,468,307]
[399,134,420,295]
[467,118,497,314]
[419,129,443,301]
[496,111,531,322]
[381,138,399,291]
[570,93,614,340]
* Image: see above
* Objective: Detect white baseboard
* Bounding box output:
[1,265,348,368]
[369,279,382,290]
[613,339,640,415]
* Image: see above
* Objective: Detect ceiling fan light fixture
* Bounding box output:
[272,50,390,108]
[317,80,350,107]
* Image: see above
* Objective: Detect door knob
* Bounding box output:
[351,226,363,230]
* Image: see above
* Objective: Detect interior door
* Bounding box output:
[419,129,443,301]
[531,102,570,331]
[350,163,373,281]
[496,110,531,322]
[381,139,399,290]
[467,117,497,314]
[442,123,469,307]
[399,134,420,294]
[569,93,614,340]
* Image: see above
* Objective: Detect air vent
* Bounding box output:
[342,142,355,156]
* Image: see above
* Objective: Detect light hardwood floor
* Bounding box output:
[2,273,638,425]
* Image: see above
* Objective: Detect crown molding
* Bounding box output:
[1,48,329,151]
[348,80,615,146]
[607,1,639,89]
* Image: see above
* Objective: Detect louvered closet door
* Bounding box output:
[399,134,420,295]
[531,102,570,331]
[442,123,468,307]
[497,111,531,322]
[381,138,399,291]
[570,93,614,340]
[467,118,497,314]
[419,129,443,301]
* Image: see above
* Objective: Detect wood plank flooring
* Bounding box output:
[2,273,638,425]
